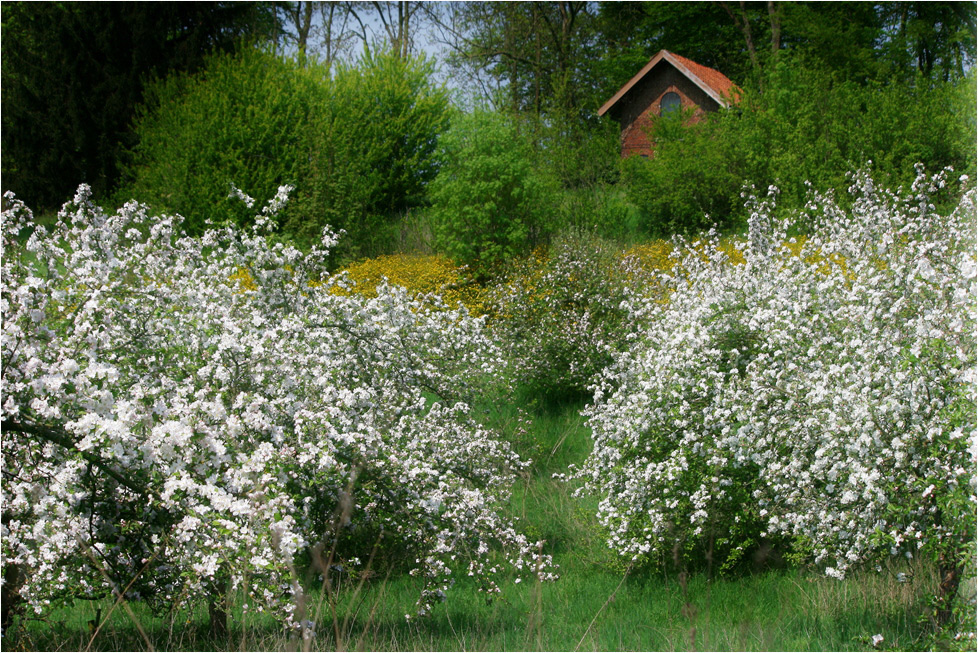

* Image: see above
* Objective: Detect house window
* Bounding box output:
[660,92,681,114]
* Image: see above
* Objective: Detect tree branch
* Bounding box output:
[4,419,148,496]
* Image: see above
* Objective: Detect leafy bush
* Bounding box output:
[528,113,633,239]
[123,48,449,262]
[623,58,976,236]
[123,47,321,233]
[288,51,450,261]
[555,185,641,242]
[622,107,747,237]
[429,111,558,281]
[489,230,656,404]
[573,166,976,613]
[1,186,554,632]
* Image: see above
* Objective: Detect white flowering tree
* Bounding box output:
[573,167,976,621]
[1,186,554,636]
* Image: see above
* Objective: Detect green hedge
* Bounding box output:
[122,48,449,263]
[623,58,976,237]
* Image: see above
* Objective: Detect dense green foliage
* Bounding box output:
[3,1,974,228]
[522,109,634,239]
[437,1,976,240]
[623,59,977,236]
[124,48,320,234]
[0,1,277,211]
[123,48,449,261]
[429,111,557,280]
[597,1,975,90]
[288,51,450,259]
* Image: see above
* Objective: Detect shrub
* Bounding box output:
[573,166,976,610]
[623,58,976,237]
[429,111,558,281]
[622,106,747,237]
[123,48,449,262]
[336,253,488,316]
[123,47,320,233]
[530,113,632,240]
[1,186,554,633]
[555,185,641,242]
[489,230,657,404]
[288,51,450,261]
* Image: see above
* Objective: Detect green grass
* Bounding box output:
[6,563,945,651]
[5,399,972,651]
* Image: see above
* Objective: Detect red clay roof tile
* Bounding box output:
[667,51,740,103]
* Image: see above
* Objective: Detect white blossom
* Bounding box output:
[572,167,977,579]
[1,186,551,624]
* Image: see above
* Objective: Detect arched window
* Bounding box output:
[660,92,681,114]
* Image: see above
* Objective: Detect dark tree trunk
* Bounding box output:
[767,1,783,54]
[208,575,229,640]
[721,1,760,78]
[1,561,24,634]
[935,555,962,625]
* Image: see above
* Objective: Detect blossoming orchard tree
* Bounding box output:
[573,167,976,621]
[1,186,554,636]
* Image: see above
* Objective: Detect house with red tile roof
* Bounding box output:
[598,50,741,158]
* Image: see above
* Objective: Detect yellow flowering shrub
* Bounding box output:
[229,237,845,314]
[715,237,748,265]
[336,254,488,316]
[623,239,675,273]
[229,266,258,291]
[623,237,747,273]
[625,235,850,277]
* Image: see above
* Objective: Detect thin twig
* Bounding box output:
[78,535,163,652]
[574,562,632,651]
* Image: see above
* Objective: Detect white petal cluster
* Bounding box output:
[1,186,552,623]
[574,167,976,577]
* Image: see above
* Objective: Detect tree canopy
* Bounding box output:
[1,2,278,211]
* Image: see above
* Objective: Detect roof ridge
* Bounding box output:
[598,49,740,117]
[665,51,738,103]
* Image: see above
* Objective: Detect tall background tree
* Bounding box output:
[431,2,600,118]
[592,1,975,91]
[876,1,977,80]
[1,2,278,212]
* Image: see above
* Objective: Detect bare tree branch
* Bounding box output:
[5,419,147,496]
